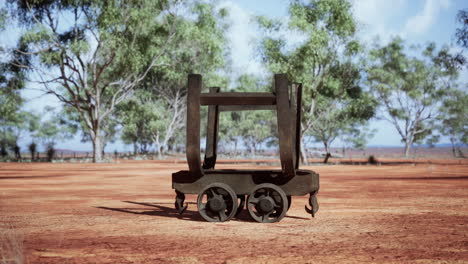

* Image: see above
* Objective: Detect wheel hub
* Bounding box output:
[256,197,275,213]
[208,196,225,212]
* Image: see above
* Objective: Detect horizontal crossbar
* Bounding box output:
[199,92,276,106]
[219,105,276,111]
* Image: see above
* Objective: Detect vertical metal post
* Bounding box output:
[186,74,203,177]
[203,87,220,169]
[291,83,298,169]
[275,74,295,177]
[294,84,302,169]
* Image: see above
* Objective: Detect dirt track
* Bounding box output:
[1,160,467,263]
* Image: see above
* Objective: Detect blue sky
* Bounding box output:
[220,0,467,148]
[2,0,467,151]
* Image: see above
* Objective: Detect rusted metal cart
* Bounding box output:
[172,74,319,223]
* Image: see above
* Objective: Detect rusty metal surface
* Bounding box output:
[275,74,295,178]
[173,73,320,221]
[186,74,203,177]
[200,92,276,106]
[291,83,302,170]
[219,105,276,112]
[173,169,319,196]
[202,87,220,170]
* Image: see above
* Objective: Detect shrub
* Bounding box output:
[46,144,55,162]
[368,155,378,165]
[29,142,37,161]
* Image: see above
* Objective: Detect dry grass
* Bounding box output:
[0,225,24,264]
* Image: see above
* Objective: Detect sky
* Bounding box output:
[3,0,467,152]
[218,0,467,149]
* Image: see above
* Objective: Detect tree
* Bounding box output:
[340,125,376,158]
[438,89,467,157]
[117,96,158,155]
[8,0,190,162]
[455,9,467,49]
[367,38,462,157]
[257,0,376,163]
[33,109,74,160]
[225,74,275,156]
[118,2,229,158]
[0,8,26,159]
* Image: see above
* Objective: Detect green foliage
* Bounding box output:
[0,8,7,31]
[117,96,159,153]
[288,0,356,37]
[116,0,228,156]
[257,0,375,161]
[0,111,35,151]
[33,109,74,150]
[368,38,462,156]
[456,9,467,49]
[217,74,275,155]
[8,0,228,162]
[438,89,468,156]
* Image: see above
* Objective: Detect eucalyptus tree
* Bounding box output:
[367,38,462,157]
[8,0,193,162]
[0,7,27,158]
[438,89,467,157]
[0,62,24,157]
[118,2,229,158]
[117,95,158,155]
[257,0,376,163]
[221,74,275,156]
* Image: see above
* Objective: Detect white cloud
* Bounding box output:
[352,0,407,43]
[402,0,451,36]
[352,0,453,44]
[218,1,265,77]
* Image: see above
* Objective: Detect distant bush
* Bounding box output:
[0,144,7,158]
[368,155,378,165]
[46,144,55,162]
[29,142,37,161]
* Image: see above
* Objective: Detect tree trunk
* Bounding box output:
[101,142,106,158]
[456,146,466,158]
[133,142,138,155]
[156,144,163,159]
[234,140,238,156]
[450,138,457,158]
[249,143,255,157]
[92,134,103,163]
[404,141,411,158]
[300,138,308,165]
[323,142,331,164]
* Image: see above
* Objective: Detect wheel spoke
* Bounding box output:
[261,212,271,221]
[209,189,216,197]
[248,196,259,205]
[219,210,227,221]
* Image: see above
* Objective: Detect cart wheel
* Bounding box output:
[287,195,292,211]
[247,183,288,223]
[197,183,238,222]
[235,195,245,217]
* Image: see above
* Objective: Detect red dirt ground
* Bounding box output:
[1,160,467,263]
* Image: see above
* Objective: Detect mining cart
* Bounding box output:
[172,74,319,223]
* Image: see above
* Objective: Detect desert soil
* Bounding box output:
[0,160,467,264]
